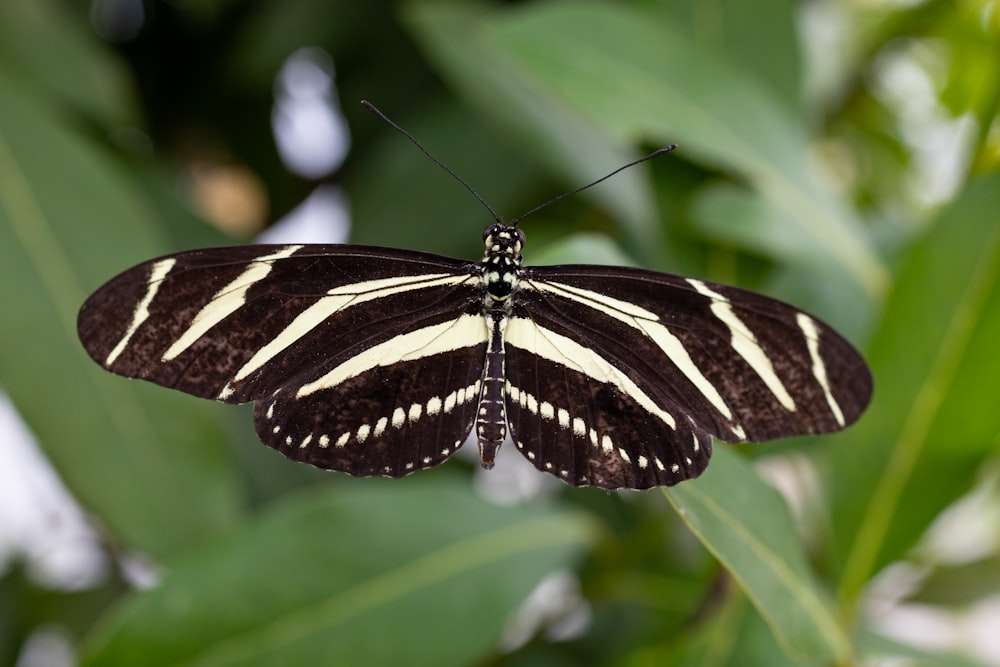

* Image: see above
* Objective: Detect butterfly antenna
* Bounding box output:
[508,145,676,227]
[361,101,503,224]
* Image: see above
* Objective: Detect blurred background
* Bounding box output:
[1,0,999,665]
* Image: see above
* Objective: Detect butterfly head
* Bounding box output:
[482,223,525,257]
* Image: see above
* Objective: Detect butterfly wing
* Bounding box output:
[78,244,489,477]
[503,265,872,489]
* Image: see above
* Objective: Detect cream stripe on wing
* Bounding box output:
[218,273,469,398]
[796,313,845,426]
[687,279,796,412]
[106,258,176,365]
[297,313,488,397]
[163,245,303,362]
[532,280,660,320]
[505,317,676,430]
[531,280,732,421]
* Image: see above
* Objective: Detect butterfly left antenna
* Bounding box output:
[361,101,503,224]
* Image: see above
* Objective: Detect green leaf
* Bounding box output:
[0,73,241,559]
[404,3,663,252]
[81,479,596,667]
[664,446,850,664]
[646,0,803,111]
[830,173,1000,605]
[434,0,886,299]
[691,183,830,270]
[628,593,803,667]
[527,232,638,268]
[0,0,136,125]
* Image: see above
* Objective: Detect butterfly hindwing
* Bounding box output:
[255,305,488,477]
[503,322,712,489]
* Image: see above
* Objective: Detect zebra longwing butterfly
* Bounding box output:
[77,109,872,490]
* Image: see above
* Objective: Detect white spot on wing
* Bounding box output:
[426,396,442,416]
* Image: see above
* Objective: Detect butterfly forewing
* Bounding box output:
[78,245,478,401]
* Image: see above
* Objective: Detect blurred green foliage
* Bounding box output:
[1,0,999,665]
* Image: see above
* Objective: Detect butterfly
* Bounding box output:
[77,103,872,489]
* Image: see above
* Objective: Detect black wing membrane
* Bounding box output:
[505,265,872,489]
[78,244,488,477]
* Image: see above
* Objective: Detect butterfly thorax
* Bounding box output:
[480,223,524,307]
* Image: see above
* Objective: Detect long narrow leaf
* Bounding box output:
[665,446,850,664]
[830,173,1000,605]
